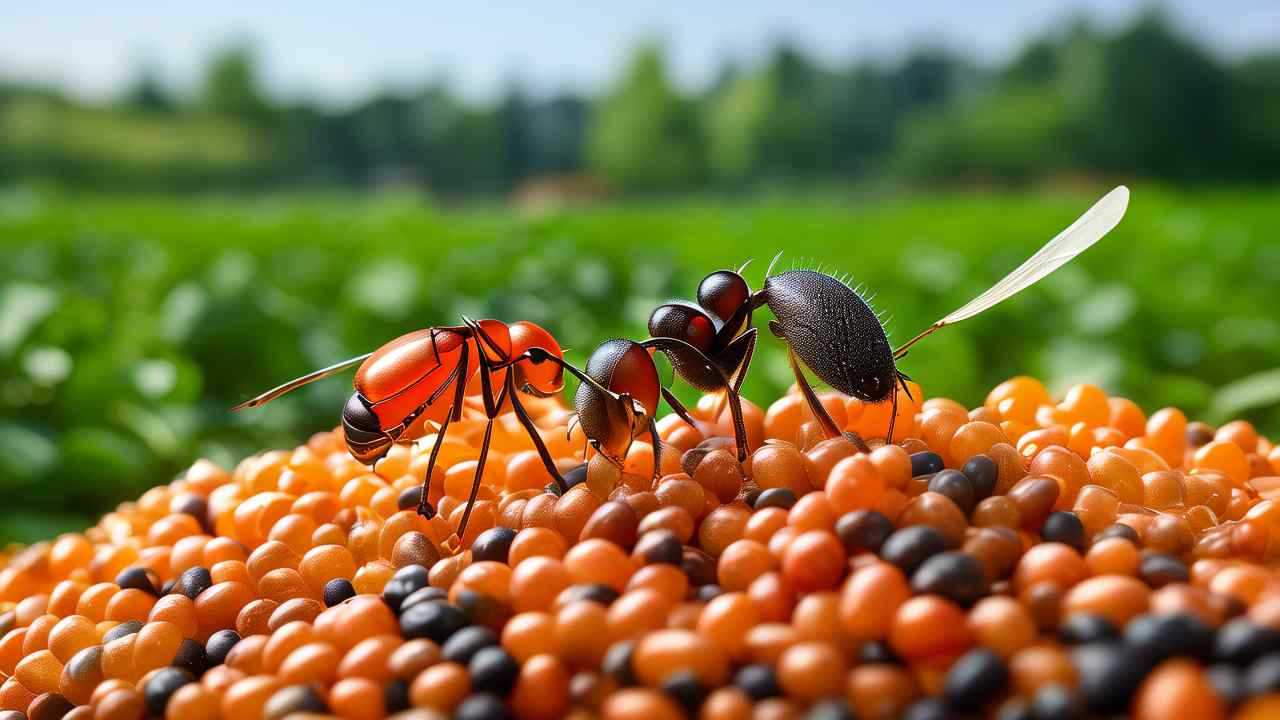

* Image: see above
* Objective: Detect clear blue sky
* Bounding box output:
[3,1,1276,106]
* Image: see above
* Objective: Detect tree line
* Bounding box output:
[2,9,1277,193]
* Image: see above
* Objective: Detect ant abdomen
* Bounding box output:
[763,269,896,403]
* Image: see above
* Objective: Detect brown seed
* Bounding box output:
[391,531,442,569]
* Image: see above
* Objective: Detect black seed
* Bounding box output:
[742,487,763,508]
[1245,653,1280,696]
[469,647,520,696]
[835,510,894,555]
[1058,614,1119,645]
[880,525,947,575]
[1029,684,1084,720]
[928,470,976,515]
[175,567,213,600]
[912,552,987,607]
[103,620,143,644]
[695,584,722,602]
[962,454,999,501]
[1071,643,1153,714]
[143,667,193,716]
[384,679,410,713]
[734,664,781,700]
[682,547,718,587]
[944,648,1009,712]
[564,464,589,489]
[172,494,211,531]
[1040,512,1086,552]
[754,488,798,511]
[115,566,160,596]
[323,578,356,608]
[1206,664,1246,706]
[400,601,468,643]
[382,564,430,613]
[204,629,241,667]
[1123,613,1214,663]
[442,626,499,665]
[1186,422,1216,447]
[661,670,705,713]
[172,638,207,676]
[558,584,620,607]
[634,530,683,566]
[455,693,512,720]
[858,640,899,665]
[1094,523,1141,546]
[471,527,517,564]
[910,451,945,477]
[903,697,950,720]
[602,641,636,686]
[996,698,1032,720]
[400,586,449,613]
[264,684,327,720]
[1138,553,1189,588]
[397,485,424,511]
[160,579,177,596]
[1215,619,1280,666]
[804,698,857,720]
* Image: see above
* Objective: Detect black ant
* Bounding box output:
[528,186,1130,469]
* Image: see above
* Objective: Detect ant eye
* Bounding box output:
[855,374,888,401]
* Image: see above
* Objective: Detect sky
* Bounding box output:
[3,1,1278,107]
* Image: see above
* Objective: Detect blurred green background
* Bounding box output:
[2,5,1278,540]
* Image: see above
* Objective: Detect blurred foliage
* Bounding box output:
[2,9,1279,193]
[0,185,1277,541]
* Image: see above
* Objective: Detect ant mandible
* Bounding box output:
[530,186,1130,467]
[233,318,569,537]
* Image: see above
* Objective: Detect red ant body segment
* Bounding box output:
[234,318,567,537]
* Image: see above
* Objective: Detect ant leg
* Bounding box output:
[642,337,750,462]
[506,374,569,493]
[456,418,495,540]
[417,342,471,518]
[784,347,863,452]
[649,417,663,484]
[661,387,697,427]
[517,348,623,401]
[886,381,900,446]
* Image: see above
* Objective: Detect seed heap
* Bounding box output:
[1,378,1280,719]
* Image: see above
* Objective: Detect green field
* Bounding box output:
[1,185,1278,541]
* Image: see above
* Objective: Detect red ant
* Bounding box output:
[532,187,1130,467]
[233,318,569,536]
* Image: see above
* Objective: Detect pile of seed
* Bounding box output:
[0,377,1279,720]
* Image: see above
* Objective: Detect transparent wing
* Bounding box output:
[941,186,1129,324]
[230,352,372,410]
[894,186,1129,358]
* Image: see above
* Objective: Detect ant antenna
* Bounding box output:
[764,251,784,278]
[736,258,754,275]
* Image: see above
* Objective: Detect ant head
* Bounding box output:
[697,270,751,323]
[508,320,564,396]
[574,339,660,460]
[849,369,897,403]
[648,302,716,354]
[341,393,393,464]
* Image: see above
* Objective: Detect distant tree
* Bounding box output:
[1091,9,1231,180]
[202,43,272,124]
[527,94,588,175]
[587,43,703,191]
[496,82,533,187]
[123,63,176,113]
